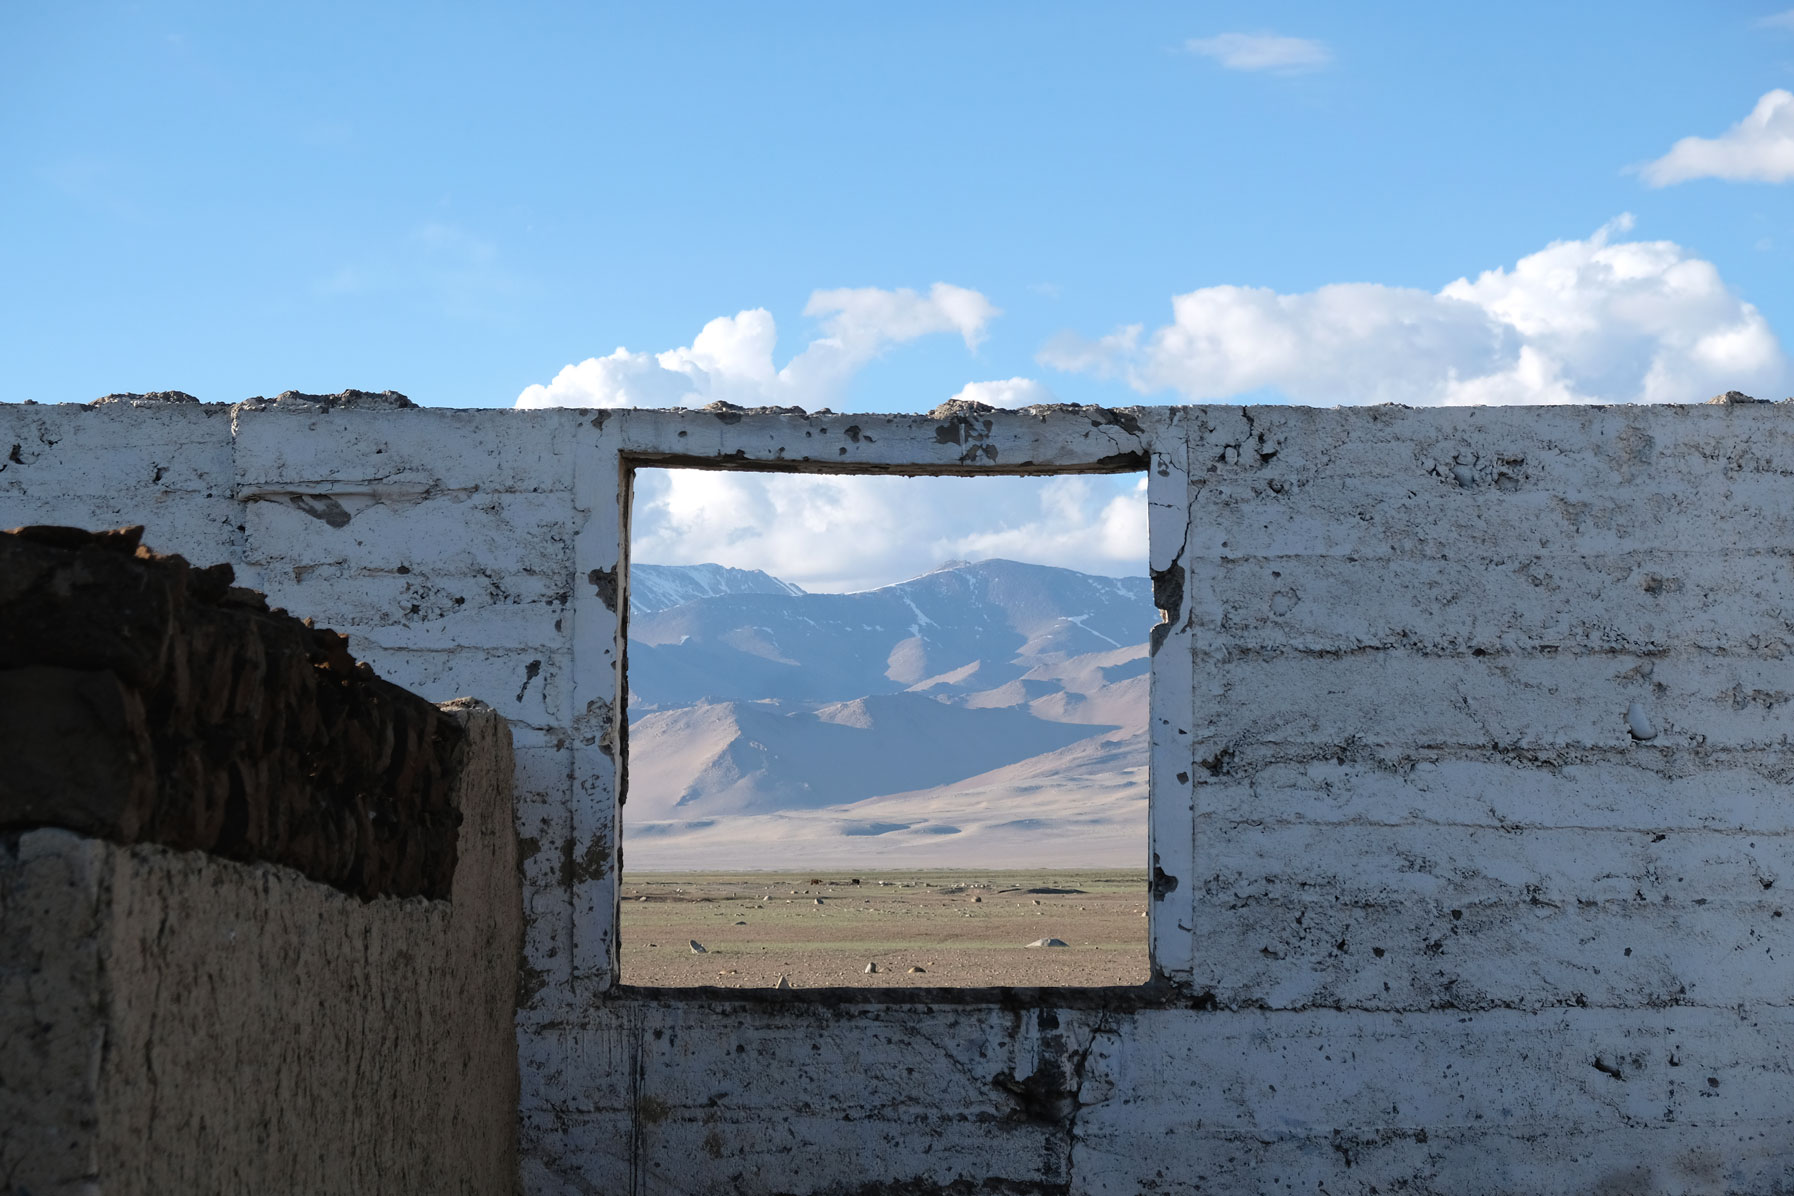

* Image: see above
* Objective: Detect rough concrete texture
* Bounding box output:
[0,700,520,1196]
[4,397,1792,1194]
[0,524,467,900]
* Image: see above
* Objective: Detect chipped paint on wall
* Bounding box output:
[4,396,1793,1194]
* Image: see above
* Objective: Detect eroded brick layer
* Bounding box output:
[0,524,464,899]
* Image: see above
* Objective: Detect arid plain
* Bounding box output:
[619,870,1150,988]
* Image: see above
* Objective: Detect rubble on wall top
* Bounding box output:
[928,399,998,419]
[702,400,809,417]
[685,398,1153,426]
[926,397,1146,430]
[80,388,419,411]
[237,388,419,413]
[44,388,1794,415]
[1706,390,1787,405]
[0,524,467,900]
[89,390,202,407]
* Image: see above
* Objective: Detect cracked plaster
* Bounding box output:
[4,398,1794,1194]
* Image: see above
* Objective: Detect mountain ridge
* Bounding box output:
[624,558,1154,868]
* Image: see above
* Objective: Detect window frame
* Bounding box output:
[576,406,1196,996]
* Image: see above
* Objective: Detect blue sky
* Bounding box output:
[7,3,1793,585]
[6,2,1791,412]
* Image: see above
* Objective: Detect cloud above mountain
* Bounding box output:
[517,216,1786,592]
[1040,216,1787,405]
[632,469,1146,594]
[516,283,997,410]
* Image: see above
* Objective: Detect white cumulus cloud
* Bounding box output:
[947,378,1059,409]
[517,283,998,410]
[1640,90,1794,185]
[1041,216,1788,406]
[632,469,1147,594]
[1185,32,1332,73]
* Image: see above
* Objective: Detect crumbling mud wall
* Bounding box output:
[0,522,521,1195]
[3,395,1791,1195]
[1,524,466,899]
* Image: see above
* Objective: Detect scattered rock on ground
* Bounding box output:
[1026,937,1069,948]
[689,940,706,954]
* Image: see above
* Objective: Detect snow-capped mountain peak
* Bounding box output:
[623,558,1153,867]
[628,562,806,617]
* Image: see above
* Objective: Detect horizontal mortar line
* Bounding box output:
[1201,901,1789,917]
[1206,655,1794,671]
[533,1113,1794,1138]
[1200,643,1794,660]
[238,483,481,495]
[1198,766,1794,779]
[512,1107,1548,1142]
[350,634,570,646]
[253,563,575,576]
[234,484,573,500]
[1088,1122,1794,1145]
[1193,545,1794,561]
[1192,474,1794,490]
[1204,649,1792,665]
[274,565,578,581]
[1194,746,1793,762]
[339,645,572,656]
[1209,733,1794,747]
[1196,744,1794,760]
[272,603,572,614]
[535,1001,1794,1028]
[1202,816,1794,837]
[1201,885,1791,902]
[1193,999,1794,1017]
[1202,741,1793,754]
[1187,546,1794,563]
[3,484,231,493]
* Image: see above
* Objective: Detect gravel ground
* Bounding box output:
[619,869,1150,988]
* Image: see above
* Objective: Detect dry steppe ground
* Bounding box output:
[619,869,1149,988]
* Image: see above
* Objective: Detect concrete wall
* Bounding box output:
[0,700,521,1195]
[4,397,1792,1195]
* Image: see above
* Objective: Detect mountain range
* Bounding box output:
[624,558,1154,869]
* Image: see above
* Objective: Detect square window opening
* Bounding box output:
[618,466,1152,990]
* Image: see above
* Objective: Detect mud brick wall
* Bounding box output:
[0,524,465,900]
[0,700,520,1196]
[3,394,1791,1195]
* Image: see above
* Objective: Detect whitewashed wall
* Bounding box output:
[4,397,1790,1195]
